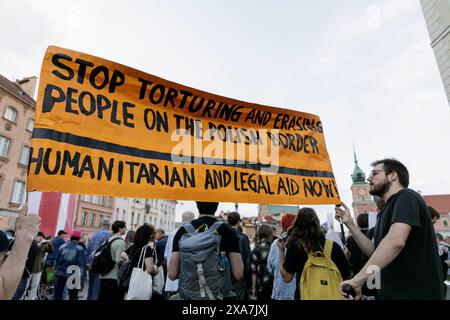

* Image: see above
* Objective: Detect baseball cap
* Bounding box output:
[70,229,82,239]
[57,230,68,236]
[0,230,9,253]
[100,217,111,225]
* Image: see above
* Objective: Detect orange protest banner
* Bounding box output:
[27,46,340,205]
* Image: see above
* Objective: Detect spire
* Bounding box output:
[351,147,366,184]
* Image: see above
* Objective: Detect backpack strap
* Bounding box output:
[323,239,333,259]
[108,237,123,246]
[208,220,223,232]
[184,224,196,234]
[197,264,215,299]
[303,241,325,258]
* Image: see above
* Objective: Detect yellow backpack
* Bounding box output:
[300,239,343,300]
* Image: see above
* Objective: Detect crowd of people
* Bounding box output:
[0,158,449,300]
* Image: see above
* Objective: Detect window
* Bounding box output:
[4,106,17,123]
[90,213,96,227]
[115,208,119,220]
[444,220,448,227]
[11,181,25,204]
[137,214,141,225]
[0,136,11,158]
[122,209,126,221]
[99,215,103,227]
[19,146,30,165]
[92,195,100,205]
[0,175,3,193]
[131,212,135,226]
[82,212,88,226]
[26,119,34,132]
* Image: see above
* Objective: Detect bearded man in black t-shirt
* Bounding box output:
[335,158,444,300]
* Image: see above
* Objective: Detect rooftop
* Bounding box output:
[0,73,36,107]
[262,204,299,214]
[423,194,450,213]
[351,150,366,184]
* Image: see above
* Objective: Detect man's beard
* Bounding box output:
[369,180,391,197]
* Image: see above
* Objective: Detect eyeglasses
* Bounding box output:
[368,170,385,179]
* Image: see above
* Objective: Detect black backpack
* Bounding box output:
[117,260,133,290]
[91,237,122,274]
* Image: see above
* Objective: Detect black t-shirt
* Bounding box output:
[347,228,374,276]
[125,244,154,271]
[373,188,444,300]
[234,229,251,275]
[172,216,240,253]
[283,235,351,285]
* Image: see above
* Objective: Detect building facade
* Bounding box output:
[257,204,298,236]
[154,199,177,233]
[258,204,298,221]
[113,197,129,223]
[74,195,115,236]
[350,152,377,220]
[128,198,146,230]
[118,198,177,233]
[420,0,450,107]
[242,217,257,240]
[0,74,37,229]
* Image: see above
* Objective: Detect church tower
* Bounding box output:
[351,150,377,220]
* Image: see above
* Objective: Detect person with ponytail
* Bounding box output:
[278,207,350,299]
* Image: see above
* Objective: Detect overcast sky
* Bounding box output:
[1,0,449,223]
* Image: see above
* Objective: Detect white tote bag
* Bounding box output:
[126,246,153,300]
[152,245,165,295]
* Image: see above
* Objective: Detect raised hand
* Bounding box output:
[15,204,40,242]
[335,202,353,226]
